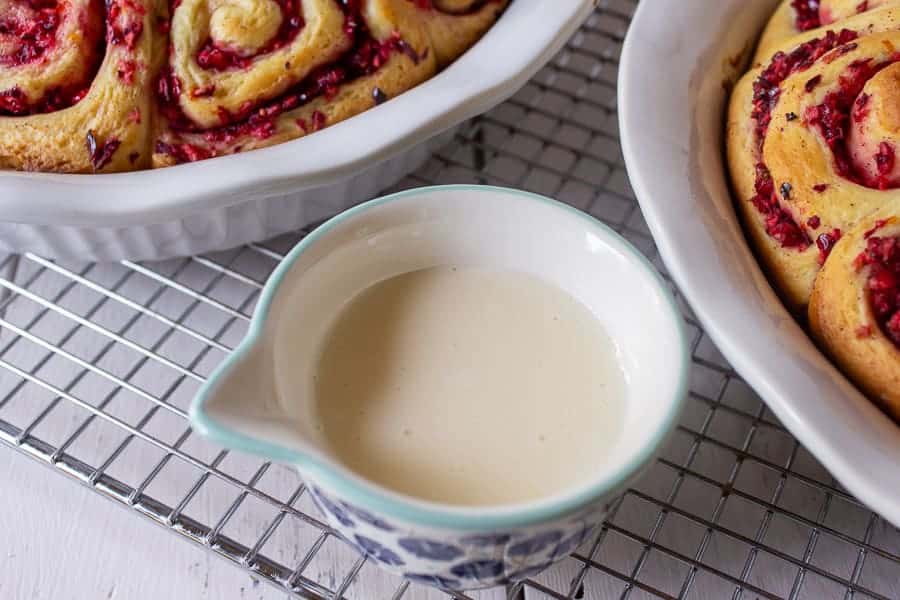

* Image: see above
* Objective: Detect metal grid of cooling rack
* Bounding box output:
[1,1,899,599]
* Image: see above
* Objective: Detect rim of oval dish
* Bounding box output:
[190,184,690,531]
[618,0,900,527]
[0,1,595,228]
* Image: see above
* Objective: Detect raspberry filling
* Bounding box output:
[0,0,108,115]
[107,0,145,49]
[0,84,92,114]
[792,0,822,31]
[855,234,900,347]
[749,30,858,250]
[195,0,304,71]
[805,57,900,189]
[752,30,857,142]
[156,0,409,163]
[750,164,810,248]
[0,0,64,66]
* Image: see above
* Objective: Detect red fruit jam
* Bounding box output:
[865,219,889,239]
[750,163,810,248]
[752,30,857,143]
[117,58,138,83]
[195,0,303,71]
[0,0,63,67]
[0,81,95,116]
[874,141,896,188]
[855,235,900,347]
[805,74,823,91]
[805,57,900,189]
[107,0,145,50]
[157,0,409,162]
[749,31,857,249]
[792,0,822,31]
[0,0,106,115]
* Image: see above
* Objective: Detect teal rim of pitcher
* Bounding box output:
[190,184,689,531]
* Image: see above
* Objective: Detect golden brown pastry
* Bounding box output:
[810,207,900,419]
[0,0,161,171]
[0,0,508,172]
[727,1,900,419]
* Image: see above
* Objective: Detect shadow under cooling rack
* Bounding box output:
[1,1,899,599]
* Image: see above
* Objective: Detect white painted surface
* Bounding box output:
[1,448,288,600]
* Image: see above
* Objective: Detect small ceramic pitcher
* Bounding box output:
[190,185,687,591]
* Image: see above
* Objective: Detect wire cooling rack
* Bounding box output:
[1,1,899,599]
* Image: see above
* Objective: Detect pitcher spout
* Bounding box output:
[191,340,310,463]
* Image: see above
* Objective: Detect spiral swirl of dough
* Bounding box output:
[153,0,507,165]
[0,0,160,172]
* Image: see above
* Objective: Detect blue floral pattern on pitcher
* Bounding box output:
[310,487,356,528]
[551,525,594,560]
[354,535,405,566]
[403,573,461,590]
[340,501,395,531]
[509,530,563,556]
[449,559,506,580]
[309,485,613,590]
[458,533,511,547]
[504,562,554,582]
[398,538,464,561]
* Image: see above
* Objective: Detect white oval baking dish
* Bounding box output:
[619,0,900,528]
[0,1,595,262]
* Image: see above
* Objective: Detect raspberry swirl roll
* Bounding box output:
[810,208,900,419]
[153,0,507,165]
[728,2,900,418]
[0,0,160,171]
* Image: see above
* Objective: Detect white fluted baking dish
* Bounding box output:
[0,1,594,262]
[619,0,900,528]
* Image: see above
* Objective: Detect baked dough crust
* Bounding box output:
[0,0,160,172]
[810,208,900,420]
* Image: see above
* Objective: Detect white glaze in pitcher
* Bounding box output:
[190,185,688,590]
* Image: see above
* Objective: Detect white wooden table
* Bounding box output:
[2,446,289,600]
